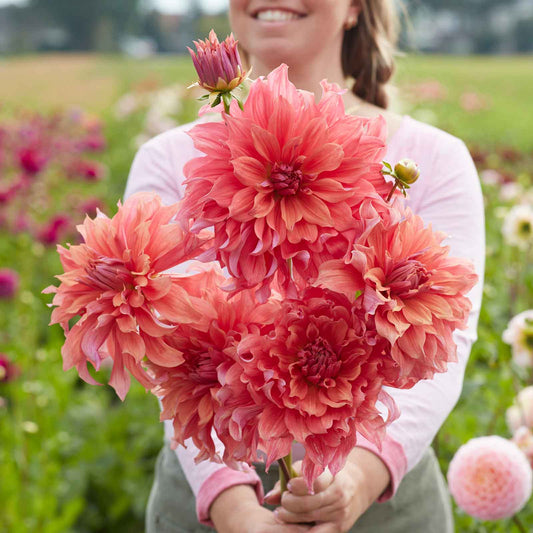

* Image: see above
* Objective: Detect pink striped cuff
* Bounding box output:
[196,466,264,526]
[355,434,408,502]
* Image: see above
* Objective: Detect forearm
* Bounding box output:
[210,484,263,533]
[347,447,391,507]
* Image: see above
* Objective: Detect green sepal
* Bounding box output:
[211,93,222,108]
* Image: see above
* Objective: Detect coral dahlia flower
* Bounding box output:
[148,266,280,464]
[180,64,392,300]
[316,206,478,388]
[44,192,213,400]
[235,287,398,488]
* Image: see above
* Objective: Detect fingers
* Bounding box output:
[288,468,334,496]
[275,501,341,525]
[307,522,339,533]
[264,481,281,505]
[281,489,338,515]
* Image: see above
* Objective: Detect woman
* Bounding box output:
[125,1,485,531]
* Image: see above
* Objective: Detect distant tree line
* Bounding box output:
[0,0,531,54]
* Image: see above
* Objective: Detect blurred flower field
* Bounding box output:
[0,53,532,532]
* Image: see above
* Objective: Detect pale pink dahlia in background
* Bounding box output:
[180,64,392,299]
[447,436,532,521]
[512,427,533,468]
[503,310,533,368]
[316,206,477,388]
[44,192,214,399]
[507,386,533,433]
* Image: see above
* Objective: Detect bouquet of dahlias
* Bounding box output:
[45,31,478,491]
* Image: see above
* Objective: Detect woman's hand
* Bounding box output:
[265,448,391,533]
[210,484,311,533]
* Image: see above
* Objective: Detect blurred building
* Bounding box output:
[0,1,531,55]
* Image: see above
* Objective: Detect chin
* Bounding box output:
[252,43,307,72]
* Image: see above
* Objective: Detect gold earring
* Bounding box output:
[344,16,357,30]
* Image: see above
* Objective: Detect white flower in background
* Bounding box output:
[149,85,183,117]
[503,310,533,368]
[507,386,533,433]
[502,204,533,249]
[144,108,178,137]
[512,427,533,468]
[500,182,523,202]
[479,169,503,186]
[134,133,150,149]
[114,93,140,119]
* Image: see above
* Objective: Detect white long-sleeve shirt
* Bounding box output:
[125,114,485,525]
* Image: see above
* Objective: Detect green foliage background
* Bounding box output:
[0,54,532,532]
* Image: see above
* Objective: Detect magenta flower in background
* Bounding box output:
[18,146,47,175]
[188,30,246,94]
[70,160,106,181]
[37,214,72,245]
[0,269,19,299]
[0,353,19,383]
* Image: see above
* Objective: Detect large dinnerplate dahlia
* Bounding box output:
[234,287,398,487]
[180,64,393,300]
[316,205,478,388]
[44,193,213,399]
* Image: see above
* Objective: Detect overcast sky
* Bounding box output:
[0,0,229,13]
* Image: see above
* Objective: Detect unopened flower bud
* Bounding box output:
[394,159,420,186]
[188,30,246,94]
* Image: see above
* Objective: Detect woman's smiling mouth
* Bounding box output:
[253,8,306,22]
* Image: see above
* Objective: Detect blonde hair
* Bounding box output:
[342,0,400,109]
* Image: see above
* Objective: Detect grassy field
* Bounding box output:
[1,53,532,149]
[0,52,532,532]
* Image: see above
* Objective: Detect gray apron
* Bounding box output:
[145,444,453,532]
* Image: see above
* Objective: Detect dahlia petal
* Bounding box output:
[109,347,131,401]
[280,198,303,230]
[251,125,281,162]
[232,156,267,187]
[301,143,344,175]
[142,334,184,367]
[315,260,362,297]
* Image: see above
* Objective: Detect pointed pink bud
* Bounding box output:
[188,29,246,93]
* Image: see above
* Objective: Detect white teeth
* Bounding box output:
[256,10,301,22]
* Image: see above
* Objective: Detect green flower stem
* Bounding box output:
[278,450,294,494]
[512,514,527,533]
[386,181,398,202]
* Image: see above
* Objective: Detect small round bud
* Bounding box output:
[394,159,420,186]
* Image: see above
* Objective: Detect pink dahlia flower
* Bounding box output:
[503,310,533,368]
[235,287,398,488]
[180,64,392,300]
[148,266,280,465]
[44,192,214,400]
[512,427,533,468]
[0,353,19,382]
[507,386,533,433]
[188,30,246,93]
[0,268,19,299]
[316,205,478,388]
[447,436,532,521]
